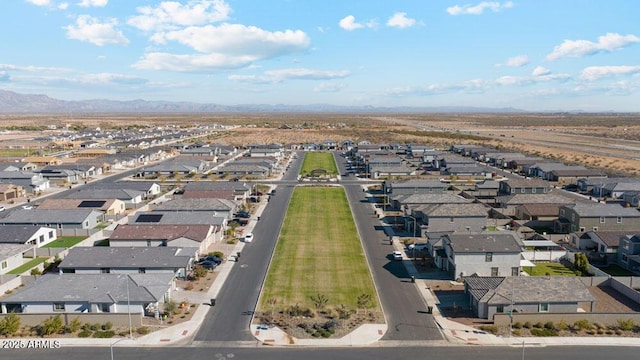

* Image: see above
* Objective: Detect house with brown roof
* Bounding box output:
[108,224,218,254]
[569,230,629,263]
[514,203,565,221]
[548,168,607,186]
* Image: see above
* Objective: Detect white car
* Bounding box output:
[244,233,254,243]
[21,205,34,210]
[392,251,403,261]
[0,206,5,212]
[407,243,428,251]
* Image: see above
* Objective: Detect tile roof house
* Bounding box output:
[131,211,228,228]
[0,273,174,316]
[414,203,489,234]
[464,275,596,319]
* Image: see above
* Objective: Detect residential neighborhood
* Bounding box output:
[1,126,640,350]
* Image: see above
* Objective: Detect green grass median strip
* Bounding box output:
[260,187,379,311]
[300,152,338,175]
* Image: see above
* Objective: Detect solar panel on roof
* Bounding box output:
[78,200,107,208]
[136,214,163,223]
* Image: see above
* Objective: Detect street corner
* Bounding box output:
[251,324,296,346]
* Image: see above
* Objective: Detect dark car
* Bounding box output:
[199,255,223,265]
[236,211,251,218]
[197,260,218,270]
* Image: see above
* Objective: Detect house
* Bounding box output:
[0,161,37,172]
[618,234,640,273]
[441,165,493,180]
[0,273,174,316]
[495,193,576,217]
[65,188,145,209]
[58,246,196,278]
[527,163,587,181]
[131,211,228,229]
[0,183,26,201]
[514,203,565,221]
[392,193,473,212]
[141,159,208,176]
[554,203,640,233]
[248,144,284,158]
[215,164,271,178]
[464,276,596,319]
[108,224,218,254]
[460,180,500,203]
[152,198,237,216]
[548,168,607,186]
[413,203,489,234]
[383,179,449,196]
[498,178,551,195]
[0,171,50,193]
[439,232,524,279]
[0,225,58,248]
[183,181,251,201]
[36,198,126,217]
[576,177,640,197]
[369,164,417,179]
[0,209,103,230]
[569,231,628,263]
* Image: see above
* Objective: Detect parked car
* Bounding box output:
[0,206,5,212]
[244,233,254,243]
[21,205,34,210]
[407,243,428,251]
[197,260,217,270]
[236,211,251,218]
[391,250,403,261]
[199,255,223,265]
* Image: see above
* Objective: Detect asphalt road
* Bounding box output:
[193,152,303,342]
[3,345,636,360]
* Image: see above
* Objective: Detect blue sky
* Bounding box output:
[1,0,639,111]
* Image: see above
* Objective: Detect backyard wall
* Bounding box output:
[494,312,640,328]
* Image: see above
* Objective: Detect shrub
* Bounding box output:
[65,317,82,333]
[533,322,543,329]
[523,321,532,329]
[102,321,113,330]
[512,329,521,336]
[556,320,568,331]
[530,328,558,337]
[573,319,591,331]
[90,323,100,331]
[78,330,92,338]
[479,325,498,334]
[92,330,115,338]
[39,315,63,336]
[544,321,555,330]
[136,326,150,335]
[617,319,635,331]
[512,321,522,329]
[0,313,21,336]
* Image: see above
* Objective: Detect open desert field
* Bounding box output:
[2,112,640,176]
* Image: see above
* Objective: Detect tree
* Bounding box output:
[0,313,21,336]
[356,293,372,310]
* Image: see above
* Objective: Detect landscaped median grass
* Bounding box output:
[259,186,380,314]
[42,236,87,248]
[299,152,338,176]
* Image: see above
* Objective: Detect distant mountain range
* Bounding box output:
[0,89,528,114]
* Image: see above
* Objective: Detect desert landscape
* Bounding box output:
[1,112,639,176]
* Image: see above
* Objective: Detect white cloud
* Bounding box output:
[532,66,551,77]
[386,12,416,29]
[152,23,309,56]
[229,68,349,84]
[64,15,129,46]
[580,65,640,81]
[77,0,107,7]
[446,1,513,15]
[128,0,231,32]
[546,33,640,61]
[500,55,529,67]
[58,2,69,9]
[25,0,51,6]
[339,15,363,31]
[495,75,531,86]
[338,15,376,31]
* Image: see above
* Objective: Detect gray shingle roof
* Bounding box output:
[568,203,640,217]
[58,246,195,269]
[0,225,46,243]
[0,273,174,303]
[152,198,236,211]
[0,209,102,224]
[424,203,488,217]
[472,276,596,305]
[447,232,523,253]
